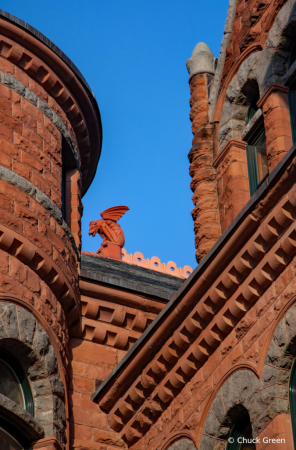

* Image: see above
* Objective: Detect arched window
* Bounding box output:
[245,90,268,196]
[226,411,256,449]
[289,358,296,449]
[0,350,34,450]
[0,350,33,415]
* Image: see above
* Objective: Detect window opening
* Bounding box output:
[0,351,33,416]
[246,126,268,196]
[246,99,259,125]
[0,426,23,450]
[226,411,256,450]
[0,416,32,450]
[0,359,25,408]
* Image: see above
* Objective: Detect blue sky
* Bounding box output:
[3,0,229,270]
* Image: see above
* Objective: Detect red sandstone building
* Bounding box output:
[1,1,296,450]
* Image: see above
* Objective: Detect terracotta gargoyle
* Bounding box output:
[89,206,129,260]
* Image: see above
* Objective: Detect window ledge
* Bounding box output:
[0,393,44,441]
[241,109,263,142]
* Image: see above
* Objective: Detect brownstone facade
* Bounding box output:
[3,2,296,450]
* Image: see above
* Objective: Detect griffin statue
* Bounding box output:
[89,206,129,260]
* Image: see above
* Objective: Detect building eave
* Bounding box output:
[92,141,296,411]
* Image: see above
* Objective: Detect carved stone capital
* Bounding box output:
[213,138,247,168]
[257,83,289,109]
[33,437,63,450]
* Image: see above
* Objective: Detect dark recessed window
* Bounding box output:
[0,351,33,416]
[245,91,268,196]
[246,98,259,125]
[246,126,268,196]
[226,411,255,449]
[0,359,25,408]
[0,426,23,450]
[0,351,34,449]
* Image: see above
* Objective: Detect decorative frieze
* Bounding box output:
[72,295,156,351]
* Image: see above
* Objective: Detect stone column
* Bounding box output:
[186,43,221,263]
[213,139,250,233]
[258,84,292,173]
[33,437,63,450]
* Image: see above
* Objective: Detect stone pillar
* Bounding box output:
[214,139,250,233]
[258,84,292,173]
[33,437,63,450]
[186,43,221,263]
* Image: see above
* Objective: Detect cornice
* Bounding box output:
[72,294,157,350]
[79,279,165,314]
[213,138,247,168]
[0,223,80,331]
[0,12,102,196]
[257,83,289,109]
[93,144,296,445]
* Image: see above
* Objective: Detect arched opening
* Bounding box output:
[226,411,256,450]
[0,350,35,450]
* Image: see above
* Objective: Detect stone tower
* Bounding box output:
[0,10,102,449]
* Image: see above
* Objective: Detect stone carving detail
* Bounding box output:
[0,301,66,447]
[89,206,129,260]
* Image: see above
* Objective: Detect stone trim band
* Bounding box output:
[0,165,79,257]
